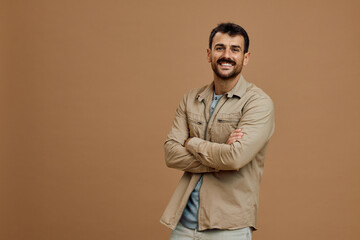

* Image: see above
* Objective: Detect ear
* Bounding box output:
[207,48,211,63]
[243,52,251,66]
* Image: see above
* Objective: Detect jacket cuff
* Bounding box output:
[185,137,204,156]
[186,138,220,172]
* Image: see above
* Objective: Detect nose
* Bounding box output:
[223,48,231,59]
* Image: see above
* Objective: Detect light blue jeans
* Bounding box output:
[170,222,252,240]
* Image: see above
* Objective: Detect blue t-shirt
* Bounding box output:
[179,92,223,229]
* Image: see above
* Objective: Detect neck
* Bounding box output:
[213,74,240,95]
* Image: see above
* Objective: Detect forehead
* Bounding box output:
[212,32,245,48]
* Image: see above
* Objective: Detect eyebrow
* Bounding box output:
[214,43,242,50]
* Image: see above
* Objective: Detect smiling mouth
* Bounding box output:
[218,62,235,69]
[219,62,233,67]
[217,59,235,67]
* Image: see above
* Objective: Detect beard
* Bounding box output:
[211,58,243,80]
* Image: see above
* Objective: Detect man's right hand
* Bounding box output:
[226,129,243,145]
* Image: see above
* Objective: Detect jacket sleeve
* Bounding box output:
[164,93,218,173]
[185,96,275,171]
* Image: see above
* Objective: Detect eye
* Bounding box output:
[232,48,240,52]
[215,46,224,51]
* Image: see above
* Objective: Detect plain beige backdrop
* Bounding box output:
[1,0,360,239]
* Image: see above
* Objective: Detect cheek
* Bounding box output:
[212,55,220,63]
[237,57,244,65]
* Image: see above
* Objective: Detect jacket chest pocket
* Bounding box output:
[211,112,241,143]
[187,112,205,138]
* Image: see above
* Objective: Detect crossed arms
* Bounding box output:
[164,93,274,173]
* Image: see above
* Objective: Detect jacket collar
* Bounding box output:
[197,75,247,102]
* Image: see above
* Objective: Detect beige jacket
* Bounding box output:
[160,75,275,231]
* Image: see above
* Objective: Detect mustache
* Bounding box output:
[217,58,236,65]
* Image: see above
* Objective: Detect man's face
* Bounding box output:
[207,32,250,80]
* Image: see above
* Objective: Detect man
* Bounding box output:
[161,23,275,240]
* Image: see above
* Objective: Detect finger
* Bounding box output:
[227,135,243,144]
[233,133,244,138]
[227,130,244,144]
[227,138,240,145]
[233,134,244,140]
[228,133,243,141]
[230,130,242,137]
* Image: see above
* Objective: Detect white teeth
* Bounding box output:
[221,63,232,66]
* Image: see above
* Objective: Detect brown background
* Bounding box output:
[1,0,360,239]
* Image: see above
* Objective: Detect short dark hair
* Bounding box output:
[209,23,250,53]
